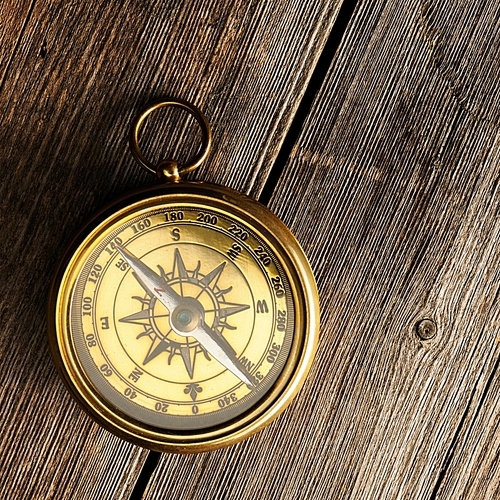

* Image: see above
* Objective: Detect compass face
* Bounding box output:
[49,182,318,452]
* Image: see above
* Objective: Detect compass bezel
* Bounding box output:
[48,181,319,453]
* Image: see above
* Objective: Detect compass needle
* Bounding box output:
[116,244,181,312]
[192,322,254,388]
[117,244,252,384]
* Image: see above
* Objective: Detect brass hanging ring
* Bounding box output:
[129,97,212,178]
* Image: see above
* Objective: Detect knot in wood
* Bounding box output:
[416,318,437,340]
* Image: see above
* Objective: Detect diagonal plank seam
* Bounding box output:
[258,0,361,206]
[128,451,161,500]
[126,1,361,498]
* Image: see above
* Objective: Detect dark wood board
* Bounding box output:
[435,352,500,499]
[144,0,500,498]
[0,0,345,498]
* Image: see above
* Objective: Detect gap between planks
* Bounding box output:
[126,0,361,498]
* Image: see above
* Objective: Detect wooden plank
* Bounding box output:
[0,0,35,90]
[0,6,154,498]
[143,0,500,498]
[434,352,500,499]
[0,0,346,498]
[269,1,500,498]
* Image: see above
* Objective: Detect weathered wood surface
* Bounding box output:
[3,0,500,498]
[144,0,500,499]
[268,0,500,498]
[0,1,343,499]
[435,357,500,499]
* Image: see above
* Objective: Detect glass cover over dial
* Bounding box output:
[49,183,318,452]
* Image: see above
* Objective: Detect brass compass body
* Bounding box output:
[48,100,319,452]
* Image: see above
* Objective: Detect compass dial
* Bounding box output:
[49,182,318,452]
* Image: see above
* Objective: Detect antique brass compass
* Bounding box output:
[48,98,319,453]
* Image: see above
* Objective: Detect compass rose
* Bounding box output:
[119,248,250,379]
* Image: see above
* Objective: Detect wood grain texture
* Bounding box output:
[144,0,500,498]
[435,351,500,499]
[0,0,345,498]
[270,0,500,498]
[0,1,35,90]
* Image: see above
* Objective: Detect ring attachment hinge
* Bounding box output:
[129,97,212,182]
[156,159,180,183]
